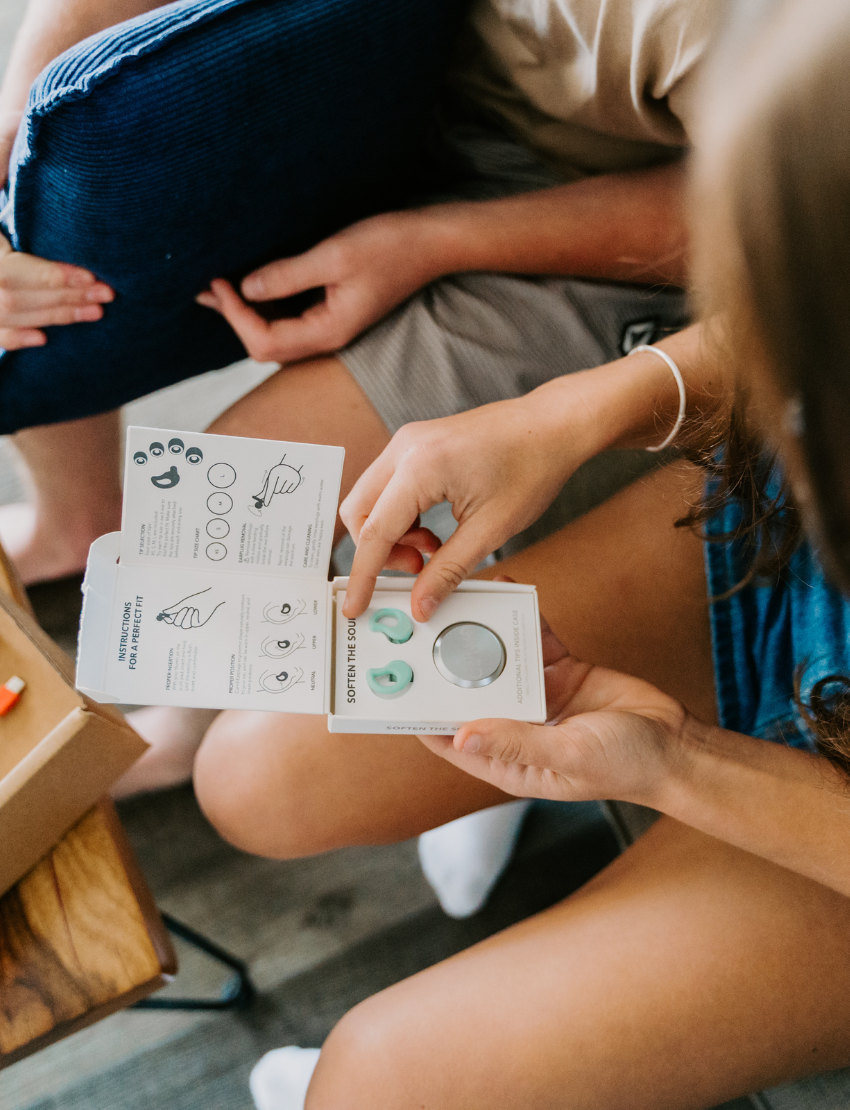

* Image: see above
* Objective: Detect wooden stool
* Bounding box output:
[0,548,176,1070]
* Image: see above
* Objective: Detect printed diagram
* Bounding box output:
[208,462,236,489]
[249,455,304,515]
[207,492,233,515]
[156,588,225,629]
[261,632,306,658]
[258,666,304,694]
[262,599,306,624]
[132,438,202,485]
[151,466,180,489]
[206,471,234,559]
[206,518,229,539]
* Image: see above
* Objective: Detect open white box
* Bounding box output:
[77,428,545,733]
[328,578,544,732]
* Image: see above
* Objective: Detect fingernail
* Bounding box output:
[75,305,102,321]
[87,287,113,302]
[69,271,95,287]
[242,276,261,298]
[460,733,481,754]
[419,597,437,620]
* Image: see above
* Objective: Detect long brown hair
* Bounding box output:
[690,0,850,774]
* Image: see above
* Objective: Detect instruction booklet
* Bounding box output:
[77,426,344,714]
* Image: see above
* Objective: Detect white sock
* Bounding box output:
[418,799,532,919]
[250,1047,321,1110]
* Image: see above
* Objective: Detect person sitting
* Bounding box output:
[102,0,725,796]
[0,0,716,585]
[193,0,850,1105]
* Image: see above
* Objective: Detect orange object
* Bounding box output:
[0,676,25,716]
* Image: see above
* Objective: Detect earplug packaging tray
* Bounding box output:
[0,547,147,896]
[77,427,546,733]
[327,578,546,733]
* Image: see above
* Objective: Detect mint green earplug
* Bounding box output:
[368,607,414,644]
[367,661,414,698]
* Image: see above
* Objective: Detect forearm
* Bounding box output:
[652,721,850,897]
[515,323,726,470]
[418,160,688,288]
[0,0,163,113]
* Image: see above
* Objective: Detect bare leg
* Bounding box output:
[194,461,715,855]
[0,410,123,584]
[112,707,220,798]
[308,817,850,1109]
[115,356,392,798]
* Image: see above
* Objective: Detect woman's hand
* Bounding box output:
[339,328,705,621]
[196,209,450,365]
[420,619,690,807]
[338,375,614,621]
[0,233,114,350]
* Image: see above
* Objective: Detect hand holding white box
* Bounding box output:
[77,428,546,733]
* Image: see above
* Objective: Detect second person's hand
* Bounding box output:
[195,208,450,365]
[338,373,611,622]
[0,232,114,350]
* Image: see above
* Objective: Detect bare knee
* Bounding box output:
[307,994,417,1109]
[193,711,349,859]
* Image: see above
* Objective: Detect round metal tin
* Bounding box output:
[432,622,506,688]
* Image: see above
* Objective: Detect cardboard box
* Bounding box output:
[77,427,547,734]
[0,548,147,896]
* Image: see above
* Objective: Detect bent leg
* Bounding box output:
[309,817,850,1109]
[195,461,715,856]
[0,410,123,583]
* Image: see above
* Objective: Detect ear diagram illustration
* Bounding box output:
[258,667,305,694]
[261,632,306,658]
[251,455,304,511]
[157,588,225,629]
[151,465,180,489]
[262,599,306,624]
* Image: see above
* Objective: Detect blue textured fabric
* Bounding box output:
[704,477,850,750]
[0,0,464,432]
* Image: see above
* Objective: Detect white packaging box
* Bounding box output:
[77,427,545,733]
[328,579,545,733]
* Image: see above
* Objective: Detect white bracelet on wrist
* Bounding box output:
[628,344,687,452]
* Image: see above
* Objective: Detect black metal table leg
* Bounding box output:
[133,911,255,1011]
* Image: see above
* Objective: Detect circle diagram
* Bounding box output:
[206,518,230,539]
[206,542,227,561]
[432,622,506,688]
[207,492,233,515]
[208,462,236,488]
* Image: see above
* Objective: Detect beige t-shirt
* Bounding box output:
[453,0,727,180]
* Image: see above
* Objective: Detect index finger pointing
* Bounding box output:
[342,478,426,617]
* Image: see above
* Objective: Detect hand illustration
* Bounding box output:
[258,666,305,694]
[262,599,306,624]
[253,455,303,508]
[157,588,225,629]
